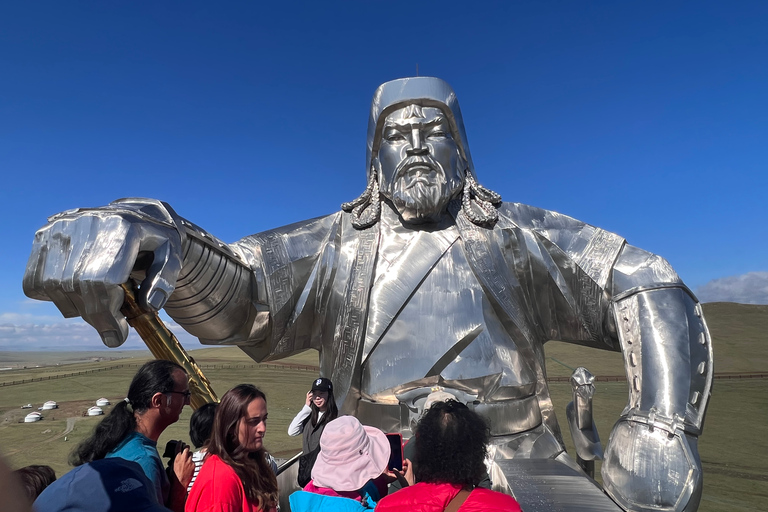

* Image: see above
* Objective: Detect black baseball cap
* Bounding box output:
[311,377,333,393]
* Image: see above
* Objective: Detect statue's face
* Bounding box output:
[376,105,465,223]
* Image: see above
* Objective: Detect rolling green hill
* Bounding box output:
[0,302,765,511]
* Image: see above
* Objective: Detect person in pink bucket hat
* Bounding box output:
[289,415,398,511]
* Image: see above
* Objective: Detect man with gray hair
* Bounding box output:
[23,77,712,512]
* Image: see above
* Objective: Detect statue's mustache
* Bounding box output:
[395,155,443,182]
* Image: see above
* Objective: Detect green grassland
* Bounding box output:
[0,350,148,367]
[1,303,765,511]
[542,303,768,510]
[0,350,318,475]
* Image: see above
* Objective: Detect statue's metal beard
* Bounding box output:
[391,155,456,223]
[342,158,502,229]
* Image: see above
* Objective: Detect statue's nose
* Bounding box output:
[406,128,429,156]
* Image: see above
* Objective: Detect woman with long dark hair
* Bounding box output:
[69,359,194,511]
[287,377,338,487]
[186,384,278,512]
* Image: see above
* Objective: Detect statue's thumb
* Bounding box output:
[140,240,182,312]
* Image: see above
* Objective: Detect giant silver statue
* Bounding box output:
[23,77,712,512]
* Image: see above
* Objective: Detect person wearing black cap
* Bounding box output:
[288,377,338,487]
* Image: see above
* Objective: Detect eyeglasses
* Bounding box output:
[167,390,192,401]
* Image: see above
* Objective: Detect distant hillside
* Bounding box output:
[544,302,766,378]
[2,303,763,376]
[701,302,767,373]
[0,350,151,367]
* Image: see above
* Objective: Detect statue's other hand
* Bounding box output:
[22,200,184,348]
[601,419,703,512]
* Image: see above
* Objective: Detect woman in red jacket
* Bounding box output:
[376,400,522,512]
[186,385,278,512]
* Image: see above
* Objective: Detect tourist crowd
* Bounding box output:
[8,361,522,512]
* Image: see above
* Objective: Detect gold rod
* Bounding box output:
[120,282,219,409]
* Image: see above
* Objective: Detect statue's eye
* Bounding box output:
[385,131,406,142]
[427,131,447,139]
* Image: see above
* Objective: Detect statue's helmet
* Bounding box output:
[343,77,500,228]
[366,77,477,183]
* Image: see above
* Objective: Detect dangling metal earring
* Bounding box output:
[461,171,501,226]
[342,167,381,229]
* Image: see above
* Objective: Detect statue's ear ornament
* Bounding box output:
[461,172,502,226]
[342,167,381,229]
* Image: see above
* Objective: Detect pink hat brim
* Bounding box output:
[312,425,390,491]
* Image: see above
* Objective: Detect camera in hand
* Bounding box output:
[163,440,181,460]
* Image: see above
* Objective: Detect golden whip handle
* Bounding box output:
[120,282,219,409]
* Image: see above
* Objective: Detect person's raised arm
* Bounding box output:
[287,393,313,436]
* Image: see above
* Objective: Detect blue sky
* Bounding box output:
[1,2,766,350]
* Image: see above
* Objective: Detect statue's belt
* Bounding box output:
[356,394,542,437]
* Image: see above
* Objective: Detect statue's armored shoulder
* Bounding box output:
[234,212,342,259]
[498,202,626,272]
[498,202,681,294]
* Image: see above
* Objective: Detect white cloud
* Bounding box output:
[0,312,70,324]
[0,317,203,351]
[695,272,768,305]
[19,298,44,306]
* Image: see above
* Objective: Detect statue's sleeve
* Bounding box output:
[165,213,341,362]
[498,203,626,350]
[597,243,712,512]
[608,243,712,436]
[503,203,712,511]
[231,213,342,361]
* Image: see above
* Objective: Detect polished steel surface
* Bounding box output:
[276,457,300,512]
[23,198,187,348]
[499,458,623,512]
[566,367,603,477]
[23,77,712,512]
[602,421,702,512]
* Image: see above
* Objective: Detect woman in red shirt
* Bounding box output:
[376,400,522,512]
[186,385,278,512]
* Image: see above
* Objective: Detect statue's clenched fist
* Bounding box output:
[602,419,702,512]
[23,198,186,347]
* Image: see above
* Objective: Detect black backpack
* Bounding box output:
[296,444,321,488]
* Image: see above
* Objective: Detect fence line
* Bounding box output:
[0,365,127,387]
[196,364,317,371]
[2,364,765,388]
[0,362,318,387]
[548,372,768,382]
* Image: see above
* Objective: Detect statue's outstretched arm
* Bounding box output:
[23,198,254,348]
[601,244,713,512]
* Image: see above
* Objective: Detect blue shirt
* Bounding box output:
[106,431,168,504]
[289,490,376,512]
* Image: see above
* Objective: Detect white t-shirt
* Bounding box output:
[187,449,207,492]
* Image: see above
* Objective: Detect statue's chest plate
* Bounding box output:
[360,229,537,402]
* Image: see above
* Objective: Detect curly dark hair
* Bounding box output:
[413,400,490,487]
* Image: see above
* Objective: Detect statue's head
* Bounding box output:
[343,77,500,228]
[375,104,465,223]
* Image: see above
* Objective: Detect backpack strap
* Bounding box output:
[445,488,472,512]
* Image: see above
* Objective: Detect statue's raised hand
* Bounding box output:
[23,198,186,348]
